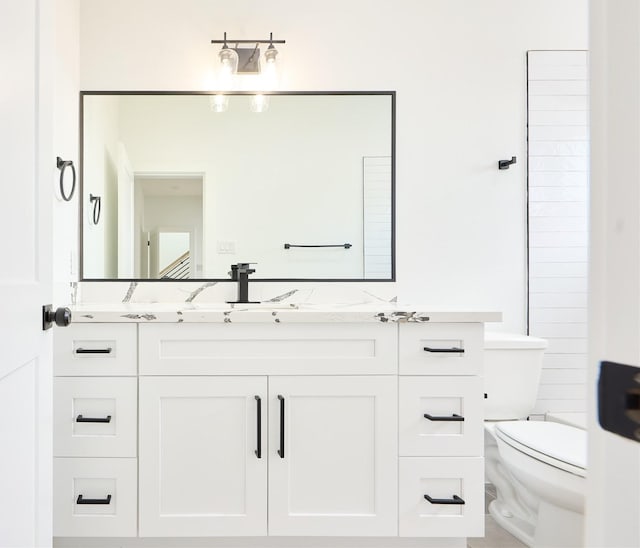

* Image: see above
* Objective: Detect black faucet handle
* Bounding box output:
[229,263,256,278]
[236,262,256,274]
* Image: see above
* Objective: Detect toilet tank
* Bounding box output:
[484,332,548,420]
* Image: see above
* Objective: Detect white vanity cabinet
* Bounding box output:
[138,323,399,537]
[53,308,495,546]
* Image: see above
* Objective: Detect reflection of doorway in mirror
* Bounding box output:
[133,173,204,279]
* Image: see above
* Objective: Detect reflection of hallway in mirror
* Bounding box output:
[158,232,190,279]
[134,174,204,279]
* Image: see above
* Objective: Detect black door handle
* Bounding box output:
[76,414,112,423]
[255,395,262,458]
[75,348,113,354]
[424,413,464,422]
[76,494,112,505]
[423,347,465,353]
[42,305,72,330]
[277,395,285,458]
[424,494,465,505]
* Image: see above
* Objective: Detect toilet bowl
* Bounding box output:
[484,332,587,547]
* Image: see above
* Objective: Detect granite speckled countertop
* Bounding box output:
[69,302,502,324]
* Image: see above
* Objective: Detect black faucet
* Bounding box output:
[227,263,260,304]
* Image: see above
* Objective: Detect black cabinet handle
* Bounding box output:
[75,348,113,354]
[277,395,285,458]
[76,494,112,505]
[424,494,465,505]
[76,414,112,423]
[424,413,464,422]
[255,395,262,459]
[423,347,465,353]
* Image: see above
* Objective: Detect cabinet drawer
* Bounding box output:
[54,377,137,457]
[53,457,137,537]
[140,323,397,375]
[399,377,483,456]
[399,457,484,537]
[54,324,137,376]
[399,323,482,375]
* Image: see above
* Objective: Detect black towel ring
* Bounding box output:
[56,157,76,201]
[89,194,101,225]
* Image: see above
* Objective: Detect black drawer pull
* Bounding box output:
[424,494,465,505]
[255,395,262,459]
[424,413,464,422]
[423,347,464,353]
[76,494,112,505]
[75,348,113,354]
[277,395,285,458]
[76,414,112,423]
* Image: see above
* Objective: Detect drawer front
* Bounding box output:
[399,377,483,457]
[54,323,137,376]
[140,323,398,375]
[399,457,484,537]
[399,323,482,375]
[54,377,137,457]
[53,457,137,537]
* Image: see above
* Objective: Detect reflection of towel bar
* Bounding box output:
[284,243,352,249]
[89,194,102,225]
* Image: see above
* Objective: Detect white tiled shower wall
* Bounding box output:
[527,51,589,414]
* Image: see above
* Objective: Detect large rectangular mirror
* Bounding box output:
[80,91,395,281]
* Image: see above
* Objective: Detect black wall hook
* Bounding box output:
[89,194,101,225]
[56,156,76,201]
[498,156,517,170]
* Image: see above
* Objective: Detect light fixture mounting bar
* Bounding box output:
[211,39,286,44]
[211,32,285,45]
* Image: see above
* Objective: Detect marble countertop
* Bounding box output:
[69,302,502,324]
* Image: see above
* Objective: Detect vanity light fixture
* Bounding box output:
[211,32,285,75]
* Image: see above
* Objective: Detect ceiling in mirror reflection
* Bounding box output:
[81,92,395,281]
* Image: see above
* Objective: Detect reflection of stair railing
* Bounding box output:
[159,251,190,279]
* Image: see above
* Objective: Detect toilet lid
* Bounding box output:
[495,421,587,477]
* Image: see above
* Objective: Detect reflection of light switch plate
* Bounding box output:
[216,241,236,254]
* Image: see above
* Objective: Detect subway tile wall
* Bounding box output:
[527,50,589,414]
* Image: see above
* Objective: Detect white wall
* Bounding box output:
[77,0,588,330]
[53,0,80,304]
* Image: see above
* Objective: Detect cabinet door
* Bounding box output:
[139,376,267,536]
[268,376,397,536]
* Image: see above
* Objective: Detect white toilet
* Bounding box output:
[484,332,587,548]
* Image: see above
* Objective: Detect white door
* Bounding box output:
[139,376,267,537]
[0,0,54,546]
[268,376,398,536]
[588,2,640,546]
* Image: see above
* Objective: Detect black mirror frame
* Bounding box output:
[79,90,396,282]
